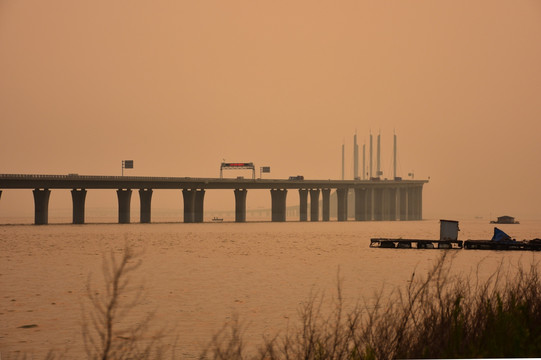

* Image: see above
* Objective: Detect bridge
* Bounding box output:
[0,174,427,225]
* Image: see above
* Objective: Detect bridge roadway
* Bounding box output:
[0,174,428,225]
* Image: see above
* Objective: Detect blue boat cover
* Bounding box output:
[491,227,512,242]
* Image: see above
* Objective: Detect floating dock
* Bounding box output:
[369,219,541,251]
[370,238,463,249]
[370,219,463,250]
[464,240,541,251]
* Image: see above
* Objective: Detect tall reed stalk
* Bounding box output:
[201,252,541,359]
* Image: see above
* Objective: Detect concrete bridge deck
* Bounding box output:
[0,174,427,225]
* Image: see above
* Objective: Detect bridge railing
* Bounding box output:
[0,174,206,181]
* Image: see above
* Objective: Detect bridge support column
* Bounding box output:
[389,188,397,221]
[182,189,195,223]
[194,189,205,223]
[310,189,320,221]
[299,189,308,221]
[374,188,383,221]
[322,189,330,221]
[234,189,247,222]
[413,186,422,220]
[270,189,287,222]
[71,189,86,224]
[33,188,51,225]
[139,189,152,223]
[354,188,367,221]
[407,186,415,221]
[336,188,348,221]
[366,188,373,221]
[418,186,423,220]
[382,189,390,221]
[399,188,407,220]
[117,189,132,224]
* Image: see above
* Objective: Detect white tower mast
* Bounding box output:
[377,132,381,178]
[393,132,397,179]
[369,132,373,179]
[341,142,345,180]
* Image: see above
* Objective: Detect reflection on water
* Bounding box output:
[1,219,540,358]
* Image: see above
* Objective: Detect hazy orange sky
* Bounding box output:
[1,1,540,220]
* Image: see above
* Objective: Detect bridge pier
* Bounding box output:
[354,188,367,221]
[406,186,422,220]
[389,188,397,221]
[310,189,320,221]
[336,188,348,221]
[139,189,152,223]
[399,187,407,220]
[270,189,287,222]
[71,189,86,224]
[195,189,205,223]
[33,188,50,225]
[322,189,330,221]
[382,189,390,220]
[407,186,413,220]
[299,189,308,221]
[234,189,247,222]
[366,188,373,221]
[182,189,195,223]
[411,186,422,220]
[117,189,132,224]
[374,188,383,221]
[417,186,423,220]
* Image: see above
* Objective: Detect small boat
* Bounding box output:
[211,217,223,222]
[490,215,519,224]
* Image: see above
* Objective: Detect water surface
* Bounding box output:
[1,219,539,358]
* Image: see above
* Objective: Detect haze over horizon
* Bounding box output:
[1,1,540,220]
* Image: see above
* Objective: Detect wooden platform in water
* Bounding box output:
[463,240,541,251]
[370,238,463,249]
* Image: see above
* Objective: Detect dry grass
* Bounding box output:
[8,250,541,359]
[201,252,541,359]
[81,247,174,360]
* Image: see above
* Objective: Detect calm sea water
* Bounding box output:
[1,218,540,358]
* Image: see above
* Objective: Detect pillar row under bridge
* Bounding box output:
[347,185,422,222]
[299,188,329,222]
[6,182,425,225]
[406,186,424,221]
